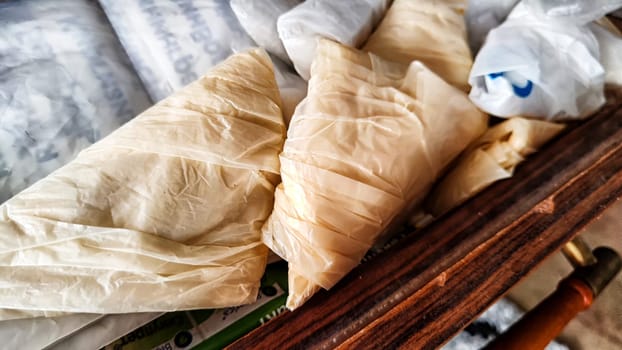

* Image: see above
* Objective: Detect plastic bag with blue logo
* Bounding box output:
[469,2,606,121]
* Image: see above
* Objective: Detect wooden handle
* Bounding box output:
[485,277,593,350]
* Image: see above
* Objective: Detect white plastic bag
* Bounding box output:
[231,0,302,64]
[524,0,622,25]
[469,3,606,120]
[277,0,390,80]
[0,0,151,203]
[98,0,256,101]
[465,0,519,53]
[592,22,622,86]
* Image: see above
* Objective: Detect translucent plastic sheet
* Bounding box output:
[363,0,472,91]
[0,48,285,319]
[262,39,488,309]
[0,0,151,203]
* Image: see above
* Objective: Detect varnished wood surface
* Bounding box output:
[227,89,622,350]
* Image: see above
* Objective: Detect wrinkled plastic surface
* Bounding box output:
[0,0,151,204]
[469,3,606,120]
[0,49,285,319]
[426,118,565,216]
[98,0,255,102]
[524,0,622,25]
[231,0,302,64]
[592,21,622,86]
[277,0,390,80]
[262,39,488,309]
[364,0,472,91]
[465,0,519,53]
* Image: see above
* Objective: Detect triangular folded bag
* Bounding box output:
[0,48,285,320]
[425,117,565,216]
[363,0,472,91]
[262,39,488,309]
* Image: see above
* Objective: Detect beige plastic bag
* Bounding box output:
[0,48,285,319]
[262,39,488,309]
[363,0,472,91]
[425,117,565,216]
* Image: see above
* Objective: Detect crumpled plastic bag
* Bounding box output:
[231,0,302,64]
[469,2,606,121]
[592,21,622,86]
[426,117,565,217]
[363,0,472,91]
[277,0,390,80]
[524,0,622,25]
[262,39,488,309]
[0,0,152,204]
[465,0,519,54]
[0,48,285,319]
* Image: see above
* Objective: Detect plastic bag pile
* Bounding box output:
[0,48,284,318]
[1,3,622,344]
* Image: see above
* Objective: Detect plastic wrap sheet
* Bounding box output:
[262,39,488,309]
[0,48,285,319]
[0,0,151,203]
[363,0,472,91]
[426,117,565,217]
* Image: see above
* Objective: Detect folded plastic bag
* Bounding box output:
[0,0,151,204]
[98,0,255,102]
[426,117,565,216]
[524,0,622,25]
[465,0,519,54]
[262,39,488,309]
[231,0,302,64]
[277,0,390,80]
[0,48,285,319]
[363,0,472,91]
[469,3,606,121]
[592,21,622,86]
